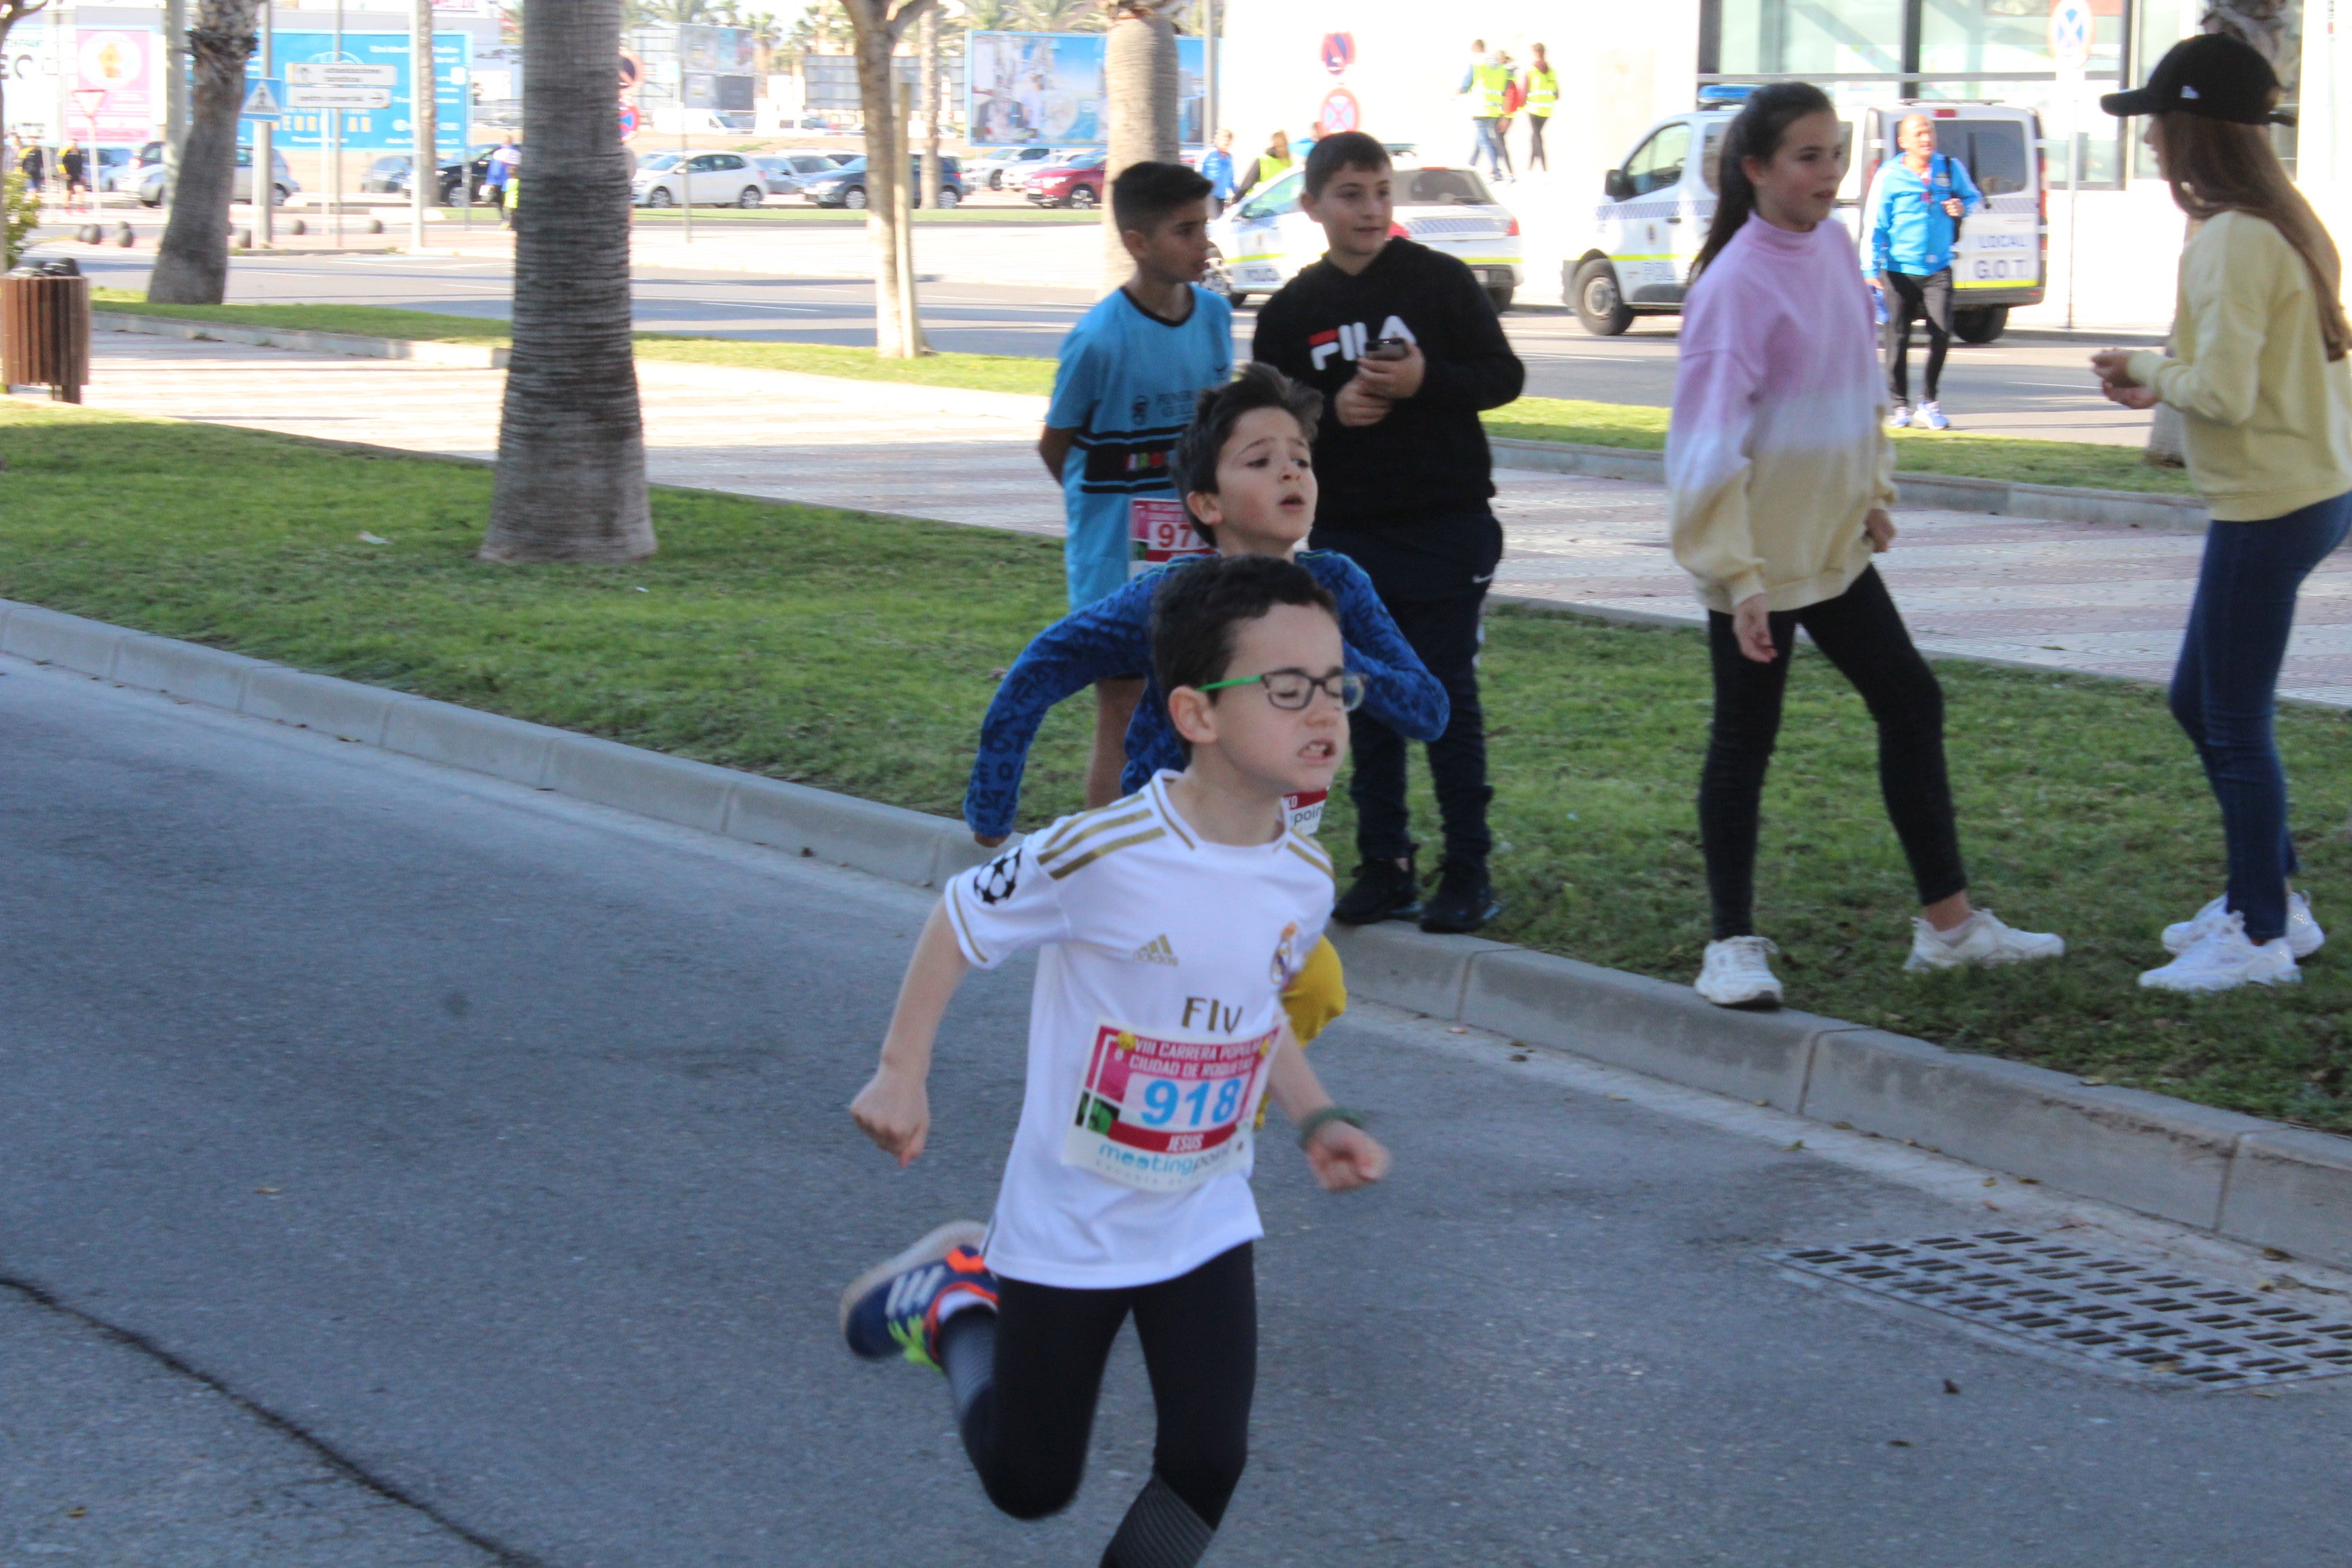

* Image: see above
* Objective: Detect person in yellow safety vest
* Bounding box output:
[1460,39,1512,183]
[1232,129,1293,201]
[1522,42,1558,173]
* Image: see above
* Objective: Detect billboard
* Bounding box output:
[964,31,1205,146]
[71,29,164,143]
[251,31,471,154]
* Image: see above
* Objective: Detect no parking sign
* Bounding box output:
[2048,0,2094,76]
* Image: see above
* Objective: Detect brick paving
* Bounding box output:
[54,330,2352,708]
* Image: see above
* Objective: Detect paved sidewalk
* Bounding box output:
[53,331,2352,707]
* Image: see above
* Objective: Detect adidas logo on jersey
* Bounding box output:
[1134,934,1179,966]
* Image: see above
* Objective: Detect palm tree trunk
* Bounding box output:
[479,0,655,561]
[148,1,261,304]
[845,0,933,357]
[1102,2,1179,288]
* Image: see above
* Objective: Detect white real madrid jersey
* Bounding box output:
[942,772,1335,1288]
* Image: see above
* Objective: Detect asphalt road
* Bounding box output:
[3,654,2347,1566]
[65,249,2149,442]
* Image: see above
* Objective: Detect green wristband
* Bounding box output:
[1294,1105,1364,1149]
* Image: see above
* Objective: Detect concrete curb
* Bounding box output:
[86,310,2207,534]
[95,311,510,368]
[5,594,2346,1267]
[1488,436,2212,532]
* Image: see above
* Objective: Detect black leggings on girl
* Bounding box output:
[938,1243,1255,1568]
[1700,566,1967,939]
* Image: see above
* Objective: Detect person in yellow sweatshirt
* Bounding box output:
[2093,33,2352,995]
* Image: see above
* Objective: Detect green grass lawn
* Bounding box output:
[88,292,2193,496]
[0,402,2340,1130]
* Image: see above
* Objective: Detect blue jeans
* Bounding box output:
[2171,490,2352,941]
[1471,117,1508,178]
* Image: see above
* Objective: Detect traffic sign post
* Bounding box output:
[240,78,287,122]
[2049,0,2095,329]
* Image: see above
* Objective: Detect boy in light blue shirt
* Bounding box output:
[1864,113,1983,430]
[1038,160,1234,807]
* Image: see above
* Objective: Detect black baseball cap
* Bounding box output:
[2102,33,2294,125]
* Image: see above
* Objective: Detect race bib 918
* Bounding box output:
[1130,498,1215,578]
[1064,1019,1276,1192]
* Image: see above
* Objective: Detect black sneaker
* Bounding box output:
[1420,858,1501,934]
[1333,855,1420,925]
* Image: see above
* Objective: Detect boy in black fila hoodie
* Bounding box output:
[1251,131,1526,933]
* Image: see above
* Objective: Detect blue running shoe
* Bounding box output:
[839,1220,996,1369]
[1918,399,1950,430]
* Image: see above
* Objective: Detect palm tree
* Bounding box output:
[147,0,260,304]
[479,0,656,561]
[1020,0,1104,31]
[840,0,935,357]
[1099,1,1182,287]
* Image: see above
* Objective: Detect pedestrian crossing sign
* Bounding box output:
[240,78,286,122]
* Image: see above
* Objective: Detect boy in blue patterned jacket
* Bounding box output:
[965,363,1450,1043]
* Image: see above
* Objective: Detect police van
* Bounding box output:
[1564,99,2046,342]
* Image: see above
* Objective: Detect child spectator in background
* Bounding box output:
[1038,160,1232,808]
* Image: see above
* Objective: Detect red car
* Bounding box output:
[1021,154,1105,210]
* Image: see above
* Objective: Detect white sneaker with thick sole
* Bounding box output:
[1695,936,1783,1009]
[2162,891,2323,959]
[1917,399,1950,430]
[2140,914,2301,993]
[1903,909,2066,972]
[1886,402,1914,429]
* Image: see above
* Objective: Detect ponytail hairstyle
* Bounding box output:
[2154,112,2352,361]
[1690,82,1836,282]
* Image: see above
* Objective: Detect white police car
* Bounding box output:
[1565,98,2044,342]
[1209,162,1524,313]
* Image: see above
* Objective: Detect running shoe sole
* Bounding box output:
[836,1220,987,1341]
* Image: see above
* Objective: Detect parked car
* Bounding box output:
[355,146,504,204]
[968,144,1064,190]
[753,151,843,197]
[800,154,964,210]
[1565,100,2042,340]
[1019,152,1105,209]
[632,150,768,208]
[137,146,297,207]
[1209,162,1523,311]
[93,146,139,192]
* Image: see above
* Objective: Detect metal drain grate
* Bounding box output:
[1771,1230,2352,1388]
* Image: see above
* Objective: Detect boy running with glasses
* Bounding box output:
[843,553,1391,1568]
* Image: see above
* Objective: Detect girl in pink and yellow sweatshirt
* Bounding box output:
[1665,84,2065,1011]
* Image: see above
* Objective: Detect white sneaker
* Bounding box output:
[1887,401,1914,429]
[2140,913,2301,993]
[1696,936,1783,1009]
[2162,891,2323,960]
[1917,399,1950,430]
[1904,909,2066,972]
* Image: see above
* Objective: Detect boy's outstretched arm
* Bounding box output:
[1330,560,1451,743]
[965,583,1156,844]
[1265,1026,1390,1192]
[849,902,972,1168]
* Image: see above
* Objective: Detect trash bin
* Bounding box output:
[2,258,92,404]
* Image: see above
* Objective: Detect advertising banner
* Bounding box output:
[965,31,1205,146]
[255,31,471,154]
[71,29,162,143]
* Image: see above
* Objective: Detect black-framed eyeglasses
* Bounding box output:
[1196,668,1367,712]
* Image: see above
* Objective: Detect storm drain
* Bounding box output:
[1770,1230,2352,1389]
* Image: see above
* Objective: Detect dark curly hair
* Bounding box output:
[1169,361,1322,544]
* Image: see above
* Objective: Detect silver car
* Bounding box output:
[136,146,298,207]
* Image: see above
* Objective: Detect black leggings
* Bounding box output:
[1526,114,1550,169]
[1882,268,1953,404]
[1700,567,1966,939]
[941,1243,1255,1556]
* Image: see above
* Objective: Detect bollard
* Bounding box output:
[115,222,135,248]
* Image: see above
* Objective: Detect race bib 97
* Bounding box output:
[1130,498,1215,578]
[1065,1019,1276,1192]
